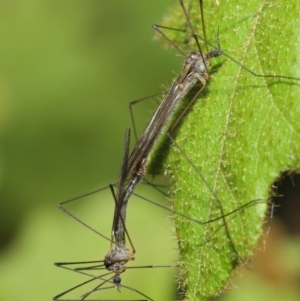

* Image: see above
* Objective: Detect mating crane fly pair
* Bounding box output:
[53,0,300,300]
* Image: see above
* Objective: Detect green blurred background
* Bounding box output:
[0,0,300,300]
[0,1,180,300]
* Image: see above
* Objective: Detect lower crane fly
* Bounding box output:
[53,130,170,301]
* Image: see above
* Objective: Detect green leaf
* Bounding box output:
[150,0,300,300]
